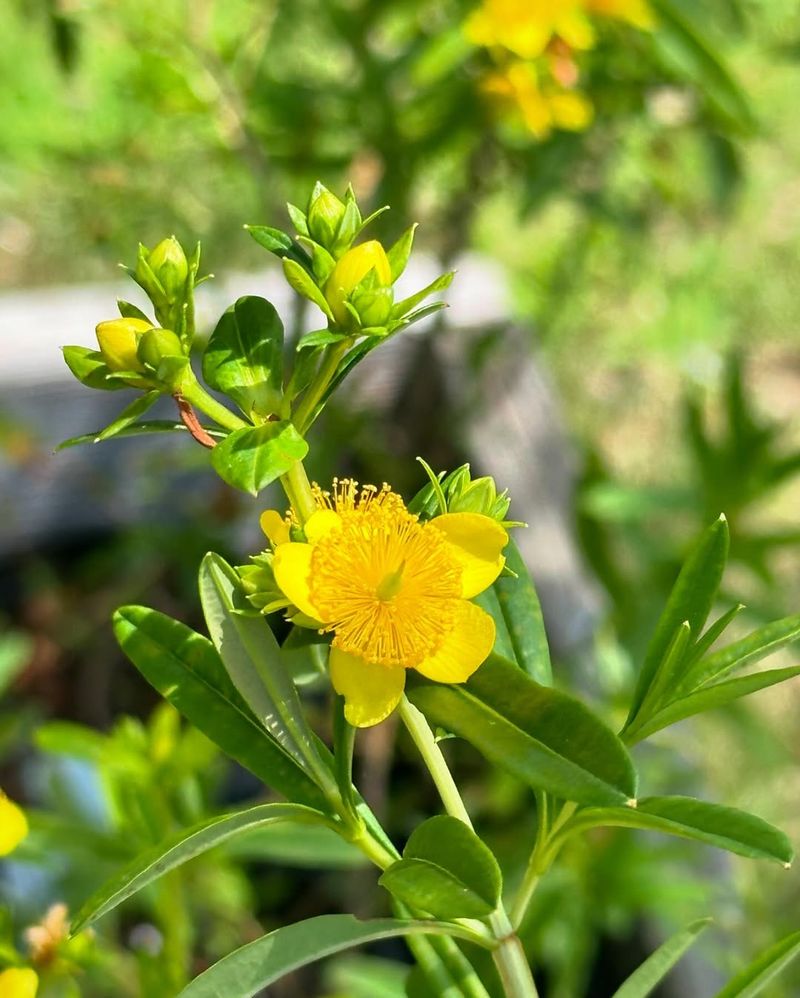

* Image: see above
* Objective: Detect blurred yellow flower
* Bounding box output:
[482,62,593,139]
[465,0,654,59]
[0,968,39,998]
[0,789,28,856]
[264,481,507,727]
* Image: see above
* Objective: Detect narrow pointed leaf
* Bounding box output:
[112,606,327,810]
[408,654,636,806]
[683,604,745,674]
[62,345,128,391]
[245,225,313,270]
[559,795,793,865]
[679,614,800,693]
[57,421,224,450]
[199,553,330,790]
[282,258,335,321]
[95,390,161,441]
[179,915,481,998]
[390,272,454,320]
[72,803,325,933]
[714,930,800,998]
[630,665,800,742]
[611,918,712,998]
[625,516,729,729]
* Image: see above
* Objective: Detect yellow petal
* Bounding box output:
[329,648,406,727]
[304,509,341,543]
[272,543,321,620]
[0,791,28,856]
[260,509,291,547]
[431,513,508,598]
[415,601,495,684]
[0,969,38,998]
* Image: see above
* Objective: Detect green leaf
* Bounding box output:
[408,655,636,806]
[0,631,31,696]
[57,421,225,450]
[714,930,800,998]
[282,258,335,321]
[223,821,366,869]
[202,296,284,420]
[629,665,800,742]
[210,421,308,496]
[62,345,128,391]
[198,553,331,791]
[112,606,328,810]
[178,915,479,998]
[35,722,109,763]
[286,345,323,401]
[391,272,454,320]
[286,203,309,236]
[491,538,551,684]
[560,795,793,865]
[95,390,161,442]
[611,919,712,998]
[296,328,349,350]
[679,614,800,693]
[245,225,312,270]
[72,803,324,933]
[379,816,501,919]
[681,604,745,674]
[624,515,729,732]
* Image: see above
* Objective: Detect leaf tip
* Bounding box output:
[784,861,792,870]
[626,797,638,809]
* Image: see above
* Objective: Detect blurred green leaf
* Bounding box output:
[112,606,329,810]
[210,421,308,496]
[408,654,637,806]
[72,802,326,933]
[611,918,712,998]
[379,816,501,919]
[202,296,284,420]
[0,631,31,696]
[714,929,800,997]
[223,821,366,869]
[560,796,793,865]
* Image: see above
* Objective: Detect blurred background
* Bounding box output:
[1,0,799,995]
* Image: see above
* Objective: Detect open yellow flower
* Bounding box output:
[482,61,593,139]
[0,968,39,998]
[263,481,508,727]
[0,789,28,856]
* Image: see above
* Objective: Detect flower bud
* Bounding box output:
[0,968,39,998]
[136,327,184,371]
[447,473,511,521]
[95,317,152,373]
[0,789,28,856]
[307,189,346,248]
[145,236,189,300]
[325,241,393,327]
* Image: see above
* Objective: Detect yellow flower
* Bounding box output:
[465,0,596,60]
[95,317,153,373]
[0,968,39,998]
[482,62,593,139]
[264,481,508,727]
[0,789,28,856]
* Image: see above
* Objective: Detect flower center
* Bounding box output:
[308,483,461,667]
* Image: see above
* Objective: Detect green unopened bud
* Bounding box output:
[307,189,346,248]
[447,473,511,521]
[351,285,393,327]
[96,317,152,372]
[149,237,188,293]
[137,327,184,370]
[325,241,393,327]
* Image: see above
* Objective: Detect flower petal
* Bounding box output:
[414,601,495,684]
[329,648,406,727]
[0,791,28,856]
[272,543,321,620]
[431,512,508,598]
[260,509,291,547]
[305,508,341,543]
[0,968,39,998]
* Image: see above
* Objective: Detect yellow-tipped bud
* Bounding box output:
[0,968,39,998]
[324,241,392,326]
[0,789,28,856]
[95,317,153,372]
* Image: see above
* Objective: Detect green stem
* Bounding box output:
[280,459,317,524]
[398,698,540,998]
[179,371,247,432]
[293,339,351,434]
[510,800,577,930]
